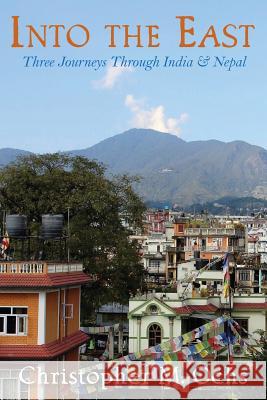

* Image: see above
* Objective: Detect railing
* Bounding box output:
[0,262,45,274]
[143,252,166,259]
[167,245,244,253]
[97,303,129,313]
[185,228,236,236]
[167,246,187,252]
[0,261,83,274]
[146,266,165,274]
[228,246,246,252]
[258,247,267,253]
[47,263,83,273]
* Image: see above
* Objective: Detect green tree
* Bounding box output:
[0,154,146,317]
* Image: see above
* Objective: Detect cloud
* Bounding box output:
[93,64,132,89]
[125,94,189,136]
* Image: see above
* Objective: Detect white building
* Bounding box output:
[247,224,267,263]
[139,225,175,284]
[129,255,267,358]
[258,235,267,264]
[128,291,267,357]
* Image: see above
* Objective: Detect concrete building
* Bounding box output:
[129,256,267,358]
[257,235,267,264]
[166,218,246,282]
[133,225,175,286]
[0,261,89,360]
[129,291,267,356]
[247,222,267,263]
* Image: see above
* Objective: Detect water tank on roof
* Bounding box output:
[6,215,27,237]
[195,258,209,270]
[41,214,64,239]
[193,250,200,259]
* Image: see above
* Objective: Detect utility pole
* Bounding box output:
[67,207,70,262]
[2,210,6,237]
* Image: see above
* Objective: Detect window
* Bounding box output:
[235,319,248,338]
[13,307,27,315]
[6,316,16,334]
[149,260,160,268]
[178,224,184,233]
[62,304,73,319]
[148,305,158,314]
[18,317,26,334]
[148,324,162,347]
[0,307,27,335]
[0,307,11,314]
[239,271,250,281]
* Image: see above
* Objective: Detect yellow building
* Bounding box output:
[0,261,89,360]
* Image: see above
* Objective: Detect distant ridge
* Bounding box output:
[1,129,267,206]
[69,129,267,205]
[0,148,31,167]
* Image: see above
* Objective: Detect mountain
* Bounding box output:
[0,129,267,206]
[0,148,31,167]
[70,129,267,206]
[186,196,267,215]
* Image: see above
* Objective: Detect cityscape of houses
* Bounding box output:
[0,208,267,363]
[83,209,267,361]
[125,209,267,359]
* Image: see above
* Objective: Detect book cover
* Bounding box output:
[0,1,266,399]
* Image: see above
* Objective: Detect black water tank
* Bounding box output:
[195,258,209,270]
[193,250,200,259]
[6,215,27,237]
[41,214,64,239]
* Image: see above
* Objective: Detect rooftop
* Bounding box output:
[0,261,91,288]
[0,330,88,360]
[0,261,83,274]
[173,304,218,315]
[233,302,267,310]
[0,272,91,288]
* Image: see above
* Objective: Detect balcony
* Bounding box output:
[143,252,166,259]
[168,262,179,267]
[185,228,236,236]
[146,266,165,274]
[258,247,267,253]
[0,261,83,274]
[204,246,222,252]
[167,246,187,252]
[167,245,244,253]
